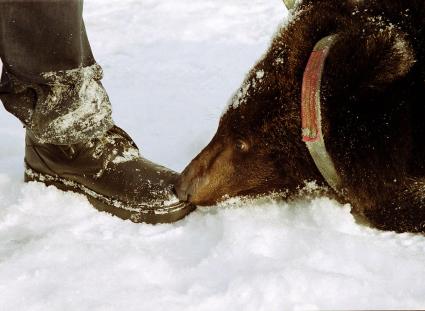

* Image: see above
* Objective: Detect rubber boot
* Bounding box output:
[24,125,196,224]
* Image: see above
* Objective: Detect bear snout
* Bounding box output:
[176,164,208,204]
[176,140,228,205]
[175,170,195,202]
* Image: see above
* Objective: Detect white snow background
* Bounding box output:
[1,0,425,310]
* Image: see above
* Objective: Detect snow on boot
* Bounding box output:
[24,125,196,224]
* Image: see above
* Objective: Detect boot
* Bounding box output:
[24,125,196,224]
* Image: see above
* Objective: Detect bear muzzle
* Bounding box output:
[176,164,214,205]
[176,139,232,205]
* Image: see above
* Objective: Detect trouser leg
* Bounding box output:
[0,0,113,145]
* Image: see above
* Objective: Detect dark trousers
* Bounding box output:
[0,0,113,145]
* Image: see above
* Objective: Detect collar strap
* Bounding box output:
[283,0,296,10]
[301,35,341,192]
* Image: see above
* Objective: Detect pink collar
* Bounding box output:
[301,35,341,192]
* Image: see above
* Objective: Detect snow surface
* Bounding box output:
[1,0,425,310]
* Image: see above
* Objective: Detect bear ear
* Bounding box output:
[366,33,416,88]
[324,26,416,92]
[283,0,296,10]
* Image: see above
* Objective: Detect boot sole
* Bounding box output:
[24,164,196,224]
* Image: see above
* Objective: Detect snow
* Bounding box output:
[256,69,265,79]
[36,64,113,145]
[111,146,140,164]
[1,0,425,310]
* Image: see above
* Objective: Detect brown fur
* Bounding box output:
[176,0,425,233]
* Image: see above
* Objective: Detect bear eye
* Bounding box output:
[235,139,249,152]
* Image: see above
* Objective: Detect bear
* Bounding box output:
[176,0,425,233]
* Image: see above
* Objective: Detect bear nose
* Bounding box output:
[175,178,189,202]
[176,162,204,202]
[175,175,195,202]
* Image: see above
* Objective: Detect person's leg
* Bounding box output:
[0,0,112,144]
[0,0,195,223]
